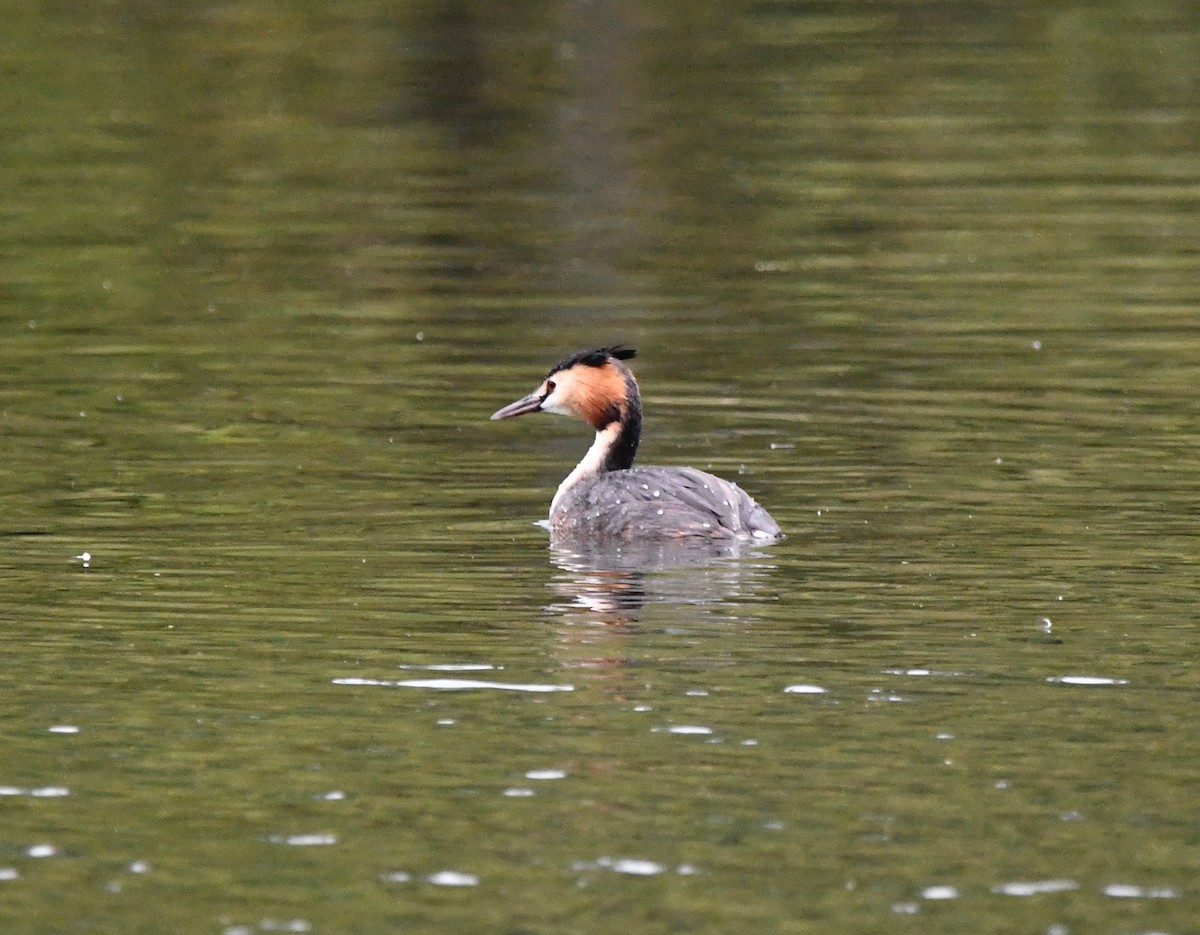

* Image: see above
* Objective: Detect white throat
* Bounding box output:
[550,423,620,517]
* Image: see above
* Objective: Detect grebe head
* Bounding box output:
[491,346,642,477]
[490,346,640,431]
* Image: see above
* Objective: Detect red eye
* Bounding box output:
[545,380,556,393]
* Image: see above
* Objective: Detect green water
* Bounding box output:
[2,2,1200,933]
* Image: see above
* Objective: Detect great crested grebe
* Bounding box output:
[490,347,781,542]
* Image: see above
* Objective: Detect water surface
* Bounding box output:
[2,2,1199,933]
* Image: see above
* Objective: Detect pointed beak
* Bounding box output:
[490,389,546,421]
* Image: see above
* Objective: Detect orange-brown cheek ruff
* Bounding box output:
[562,362,628,430]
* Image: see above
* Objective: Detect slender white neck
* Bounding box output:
[550,423,620,517]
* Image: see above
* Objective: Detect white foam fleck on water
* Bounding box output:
[783,685,826,694]
[922,885,958,900]
[503,787,535,798]
[26,844,57,858]
[128,860,150,874]
[888,668,964,677]
[654,725,713,735]
[399,663,496,672]
[319,790,345,801]
[381,871,411,883]
[525,769,567,780]
[992,880,1078,896]
[427,870,478,887]
[258,920,311,932]
[333,677,573,692]
[0,868,18,881]
[48,725,79,734]
[1103,883,1178,899]
[1049,676,1128,686]
[270,834,336,846]
[599,857,665,876]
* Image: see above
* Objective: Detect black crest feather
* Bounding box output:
[548,345,637,377]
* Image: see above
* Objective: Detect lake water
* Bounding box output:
[2,2,1199,933]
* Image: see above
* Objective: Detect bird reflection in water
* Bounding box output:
[546,536,779,628]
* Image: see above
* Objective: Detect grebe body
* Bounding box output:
[491,347,781,543]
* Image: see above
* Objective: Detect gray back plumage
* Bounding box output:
[552,467,781,542]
